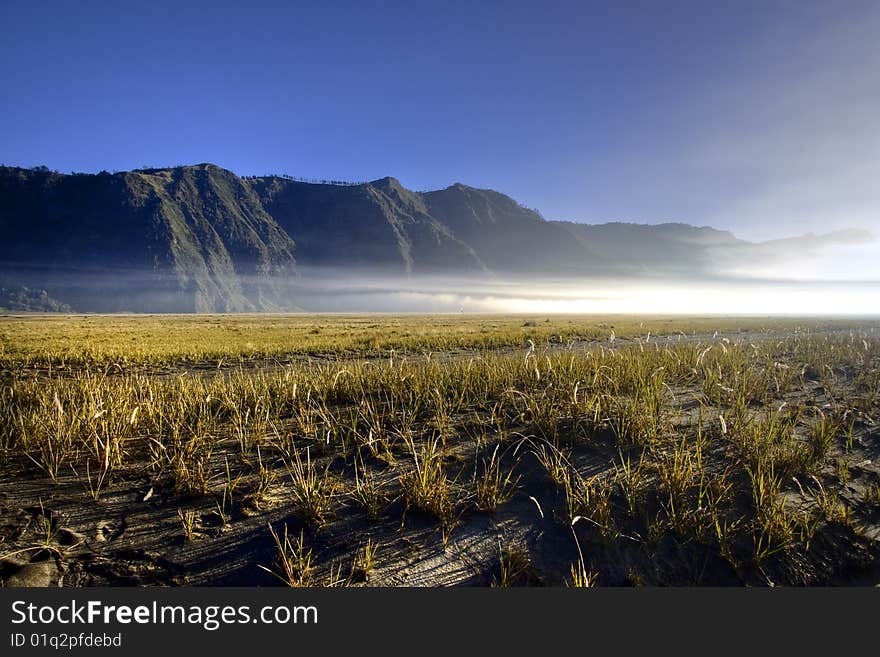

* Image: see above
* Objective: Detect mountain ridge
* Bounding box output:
[0,163,870,312]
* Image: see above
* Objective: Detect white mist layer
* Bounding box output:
[489,283,878,315]
[287,273,880,315]
[720,242,880,282]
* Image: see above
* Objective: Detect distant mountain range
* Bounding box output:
[0,163,870,312]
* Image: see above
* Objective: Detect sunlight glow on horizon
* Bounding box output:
[490,284,879,315]
[299,278,880,315]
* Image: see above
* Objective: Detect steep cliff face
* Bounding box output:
[127,164,297,312]
[2,163,857,312]
[422,183,604,274]
[251,176,486,274]
[0,164,297,312]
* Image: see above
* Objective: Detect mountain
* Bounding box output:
[251,176,486,274]
[0,164,296,312]
[422,184,606,274]
[554,221,741,277]
[0,284,72,313]
[0,163,870,312]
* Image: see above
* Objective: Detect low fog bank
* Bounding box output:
[706,233,880,281]
[2,259,878,316]
[286,270,879,315]
[286,235,880,314]
[292,233,878,315]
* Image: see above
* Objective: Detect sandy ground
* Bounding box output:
[1,328,878,587]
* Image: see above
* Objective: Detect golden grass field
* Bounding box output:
[1,314,878,586]
[2,313,874,366]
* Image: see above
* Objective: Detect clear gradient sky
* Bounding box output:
[2,1,878,245]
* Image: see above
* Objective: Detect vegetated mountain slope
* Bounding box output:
[422,184,604,274]
[556,220,873,278]
[0,164,297,312]
[554,221,741,277]
[0,284,73,313]
[2,162,866,313]
[251,175,486,274]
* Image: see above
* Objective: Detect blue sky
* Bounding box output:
[2,0,878,244]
